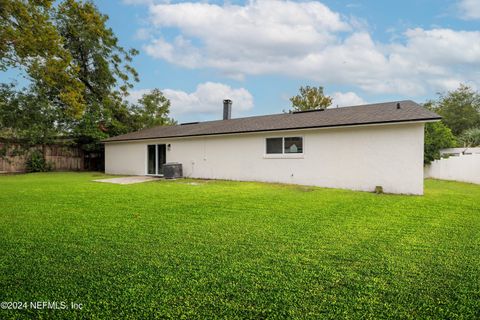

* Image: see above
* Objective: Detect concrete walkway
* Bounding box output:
[93,176,160,185]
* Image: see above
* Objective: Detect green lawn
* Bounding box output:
[0,173,479,319]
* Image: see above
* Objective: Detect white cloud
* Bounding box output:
[145,0,350,72]
[123,0,153,5]
[123,0,166,5]
[126,89,151,105]
[135,0,480,97]
[129,82,254,120]
[458,0,480,20]
[331,91,366,107]
[393,28,480,66]
[134,28,151,41]
[144,36,202,68]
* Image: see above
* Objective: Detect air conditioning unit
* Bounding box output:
[163,162,183,179]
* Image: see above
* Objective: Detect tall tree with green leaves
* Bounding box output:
[1,0,176,156]
[1,1,141,145]
[289,86,332,112]
[0,84,63,145]
[132,89,176,129]
[428,85,480,136]
[0,0,86,115]
[51,0,140,150]
[0,0,55,68]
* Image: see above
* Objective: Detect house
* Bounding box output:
[103,100,441,195]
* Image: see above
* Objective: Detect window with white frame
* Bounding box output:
[266,137,303,154]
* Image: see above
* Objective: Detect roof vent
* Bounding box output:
[396,102,401,109]
[223,99,232,120]
[180,121,199,125]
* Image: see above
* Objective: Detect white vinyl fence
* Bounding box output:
[440,147,480,156]
[424,153,480,184]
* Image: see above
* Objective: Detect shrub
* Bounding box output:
[25,150,53,172]
[424,122,457,164]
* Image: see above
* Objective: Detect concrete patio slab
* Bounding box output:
[93,176,160,185]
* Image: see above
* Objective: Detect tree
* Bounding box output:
[424,122,457,164]
[459,128,480,147]
[52,0,139,150]
[0,0,86,115]
[0,1,176,159]
[0,83,63,146]
[1,0,140,150]
[0,83,68,166]
[132,89,176,129]
[429,85,480,136]
[0,0,56,69]
[289,86,332,112]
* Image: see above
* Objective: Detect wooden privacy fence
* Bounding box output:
[0,143,84,172]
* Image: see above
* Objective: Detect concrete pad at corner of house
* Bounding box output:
[93,176,160,185]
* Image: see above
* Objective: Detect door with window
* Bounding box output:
[147,144,166,175]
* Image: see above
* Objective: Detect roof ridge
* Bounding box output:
[103,100,438,143]
[172,100,418,126]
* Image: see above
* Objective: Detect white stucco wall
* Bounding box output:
[105,122,425,194]
[104,141,146,176]
[424,154,480,184]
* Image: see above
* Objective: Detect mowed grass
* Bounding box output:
[0,173,479,319]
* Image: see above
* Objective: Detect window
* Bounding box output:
[266,137,303,154]
[266,138,283,154]
[284,137,303,153]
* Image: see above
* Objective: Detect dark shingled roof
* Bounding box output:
[103,100,440,142]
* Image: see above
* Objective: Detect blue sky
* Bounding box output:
[73,1,480,121]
